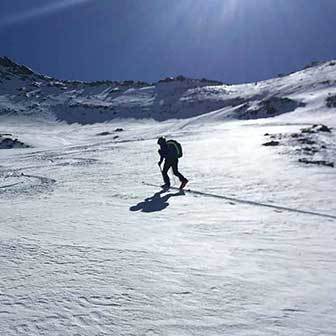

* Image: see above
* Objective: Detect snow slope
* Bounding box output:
[1,58,336,335]
[1,57,336,124]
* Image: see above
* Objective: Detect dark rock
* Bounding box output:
[299,158,334,168]
[0,137,29,149]
[326,95,336,108]
[264,133,270,136]
[157,76,222,86]
[231,98,246,108]
[96,131,111,136]
[122,80,135,86]
[200,78,223,85]
[113,135,119,139]
[315,124,331,133]
[114,128,124,132]
[239,97,304,120]
[262,140,280,146]
[235,102,249,112]
[302,146,319,154]
[297,138,316,145]
[176,75,186,81]
[0,56,33,75]
[301,124,331,134]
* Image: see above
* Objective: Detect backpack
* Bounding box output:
[167,139,183,158]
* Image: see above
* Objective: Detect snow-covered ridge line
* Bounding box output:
[0,56,222,88]
[0,56,335,124]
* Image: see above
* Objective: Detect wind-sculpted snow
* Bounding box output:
[1,118,336,335]
[1,57,336,124]
[0,171,56,197]
[1,58,336,335]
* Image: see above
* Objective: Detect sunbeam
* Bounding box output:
[0,0,92,29]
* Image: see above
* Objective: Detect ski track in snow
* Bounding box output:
[1,117,336,335]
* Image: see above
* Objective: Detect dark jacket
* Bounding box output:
[158,140,179,161]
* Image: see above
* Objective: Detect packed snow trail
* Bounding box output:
[0,181,23,188]
[143,183,336,220]
[1,118,336,336]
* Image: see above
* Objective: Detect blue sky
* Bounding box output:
[0,0,335,83]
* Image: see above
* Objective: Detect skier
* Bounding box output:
[157,136,189,190]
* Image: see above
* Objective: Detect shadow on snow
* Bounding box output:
[130,189,184,213]
[142,183,336,220]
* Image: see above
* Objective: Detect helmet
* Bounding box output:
[157,136,166,145]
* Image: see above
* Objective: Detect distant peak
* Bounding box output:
[0,56,34,75]
[158,75,223,86]
[0,56,17,67]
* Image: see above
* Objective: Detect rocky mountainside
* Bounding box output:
[0,56,335,124]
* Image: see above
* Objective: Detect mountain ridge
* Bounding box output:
[1,56,335,124]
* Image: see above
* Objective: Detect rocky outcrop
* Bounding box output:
[301,124,332,133]
[263,124,334,168]
[0,134,30,149]
[262,140,280,146]
[1,55,336,124]
[0,56,34,76]
[158,75,222,86]
[96,131,111,136]
[96,128,124,136]
[326,94,336,108]
[298,158,334,168]
[238,97,305,120]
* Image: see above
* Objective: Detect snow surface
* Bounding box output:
[1,59,336,335]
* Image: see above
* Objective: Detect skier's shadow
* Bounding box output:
[130,189,184,213]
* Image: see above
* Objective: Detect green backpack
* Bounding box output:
[167,140,183,158]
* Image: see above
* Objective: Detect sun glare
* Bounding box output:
[0,0,92,30]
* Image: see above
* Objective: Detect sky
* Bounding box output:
[0,0,336,84]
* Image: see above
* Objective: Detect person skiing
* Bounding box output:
[157,136,189,190]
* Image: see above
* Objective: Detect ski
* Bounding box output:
[142,182,231,200]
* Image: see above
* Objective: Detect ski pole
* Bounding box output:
[158,163,163,178]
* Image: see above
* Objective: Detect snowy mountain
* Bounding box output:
[1,57,336,336]
[1,56,335,124]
